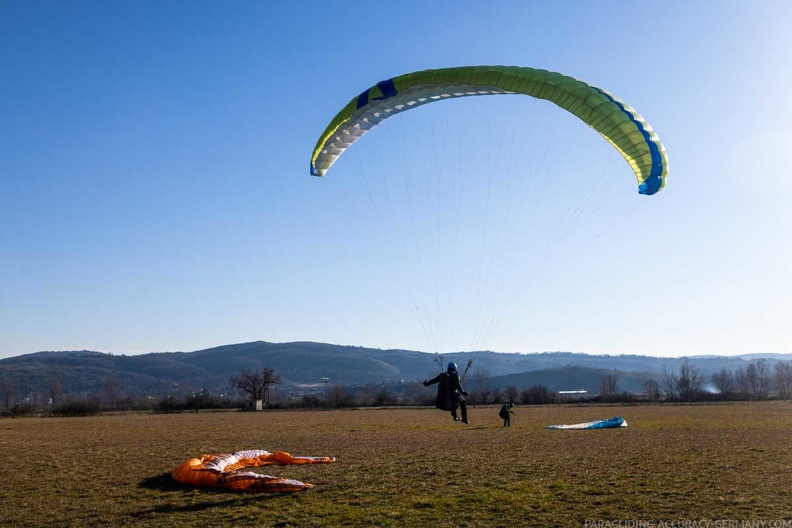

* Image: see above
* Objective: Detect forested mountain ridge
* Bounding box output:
[1,340,786,399]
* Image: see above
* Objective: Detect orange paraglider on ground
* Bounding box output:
[171,449,336,493]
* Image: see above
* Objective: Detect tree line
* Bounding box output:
[2,359,791,417]
[600,358,792,403]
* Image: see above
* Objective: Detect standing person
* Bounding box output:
[424,362,469,424]
[499,402,515,427]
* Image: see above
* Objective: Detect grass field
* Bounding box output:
[1,402,790,527]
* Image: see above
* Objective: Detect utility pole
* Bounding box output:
[322,377,329,407]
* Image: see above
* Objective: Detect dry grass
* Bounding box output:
[1,402,790,527]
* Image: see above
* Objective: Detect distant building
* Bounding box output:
[245,399,264,411]
[558,390,588,400]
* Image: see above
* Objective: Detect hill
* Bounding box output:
[0,341,784,400]
[482,365,655,394]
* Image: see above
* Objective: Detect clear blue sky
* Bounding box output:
[1,0,790,359]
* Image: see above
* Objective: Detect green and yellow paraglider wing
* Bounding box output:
[310,66,667,195]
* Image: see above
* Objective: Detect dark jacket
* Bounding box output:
[499,403,514,419]
[425,371,465,412]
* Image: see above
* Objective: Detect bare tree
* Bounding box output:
[735,367,751,397]
[503,385,520,403]
[520,385,554,405]
[1,377,16,410]
[230,367,281,409]
[372,388,393,406]
[643,379,662,401]
[328,385,352,408]
[711,369,734,399]
[758,359,772,397]
[471,367,491,390]
[47,377,63,407]
[746,359,771,399]
[677,359,703,402]
[469,366,492,404]
[357,388,372,407]
[774,361,792,399]
[471,386,495,405]
[599,371,619,401]
[103,376,122,410]
[662,369,679,400]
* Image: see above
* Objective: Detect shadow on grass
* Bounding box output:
[134,473,284,517]
[138,472,187,492]
[139,472,290,497]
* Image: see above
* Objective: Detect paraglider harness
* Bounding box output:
[424,360,469,412]
[425,372,461,411]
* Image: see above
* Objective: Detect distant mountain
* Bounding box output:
[735,353,792,361]
[481,365,656,394]
[0,341,786,400]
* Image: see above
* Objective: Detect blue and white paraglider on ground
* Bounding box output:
[545,416,627,430]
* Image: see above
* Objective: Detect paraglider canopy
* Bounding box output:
[310,65,668,195]
[545,416,627,430]
[308,65,668,356]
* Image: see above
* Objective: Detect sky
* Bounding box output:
[1,0,791,359]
